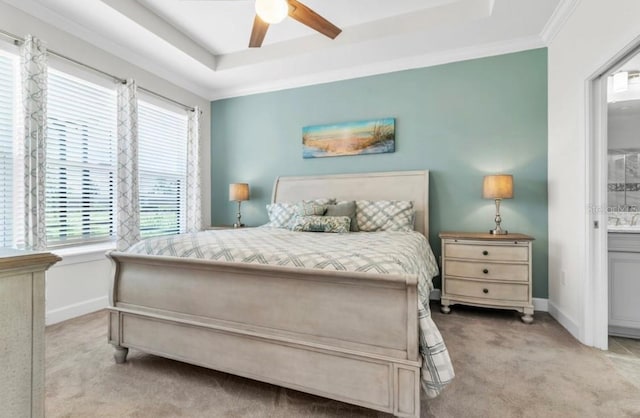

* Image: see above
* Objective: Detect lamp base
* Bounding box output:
[233,223,245,228]
[490,199,508,235]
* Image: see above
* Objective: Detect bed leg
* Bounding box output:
[114,346,129,364]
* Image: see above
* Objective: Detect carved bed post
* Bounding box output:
[107,252,128,364]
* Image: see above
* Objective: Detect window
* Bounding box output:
[46,69,117,246]
[0,53,16,247]
[138,101,188,238]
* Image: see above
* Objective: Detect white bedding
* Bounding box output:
[127,227,454,397]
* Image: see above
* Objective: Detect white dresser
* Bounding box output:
[439,232,535,323]
[0,249,60,418]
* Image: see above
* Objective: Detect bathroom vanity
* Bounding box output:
[608,229,640,338]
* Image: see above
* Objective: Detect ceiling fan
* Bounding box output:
[189,0,342,48]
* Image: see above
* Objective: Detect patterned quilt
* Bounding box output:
[127,227,455,397]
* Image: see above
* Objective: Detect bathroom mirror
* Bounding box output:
[608,148,640,212]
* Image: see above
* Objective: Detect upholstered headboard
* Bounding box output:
[271,170,429,237]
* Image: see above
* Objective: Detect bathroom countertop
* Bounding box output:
[608,226,640,233]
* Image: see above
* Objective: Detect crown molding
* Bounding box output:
[208,35,545,101]
[540,0,581,45]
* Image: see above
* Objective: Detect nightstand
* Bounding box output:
[439,232,535,323]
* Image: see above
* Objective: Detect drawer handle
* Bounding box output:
[483,269,489,274]
[482,250,489,256]
[483,288,489,294]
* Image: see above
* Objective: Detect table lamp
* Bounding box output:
[229,183,250,228]
[483,174,513,235]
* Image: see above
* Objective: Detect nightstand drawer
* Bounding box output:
[445,260,529,282]
[444,243,528,262]
[446,279,528,302]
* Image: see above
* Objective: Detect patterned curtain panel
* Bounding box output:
[185,106,202,233]
[116,79,140,251]
[19,35,48,250]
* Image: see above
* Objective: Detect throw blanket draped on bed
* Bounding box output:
[127,228,455,397]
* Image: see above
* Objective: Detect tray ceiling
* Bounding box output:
[1,0,562,99]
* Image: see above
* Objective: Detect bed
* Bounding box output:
[106,170,453,418]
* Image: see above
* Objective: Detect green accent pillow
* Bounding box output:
[297,201,328,216]
[290,215,351,233]
[325,201,358,232]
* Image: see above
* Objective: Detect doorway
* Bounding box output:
[588,41,640,351]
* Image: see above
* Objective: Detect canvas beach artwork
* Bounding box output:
[302,118,395,159]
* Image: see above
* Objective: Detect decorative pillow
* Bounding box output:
[290,215,351,233]
[355,200,415,232]
[325,201,358,232]
[303,198,336,206]
[266,202,297,228]
[297,201,327,216]
[266,198,336,228]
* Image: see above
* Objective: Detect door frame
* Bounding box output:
[586,37,640,350]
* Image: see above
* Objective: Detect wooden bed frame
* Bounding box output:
[107,170,430,418]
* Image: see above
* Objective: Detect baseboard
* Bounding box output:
[46,295,108,325]
[609,325,640,339]
[548,300,581,339]
[533,298,549,312]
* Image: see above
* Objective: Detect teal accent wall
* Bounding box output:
[211,48,548,298]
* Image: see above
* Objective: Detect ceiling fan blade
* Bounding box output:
[249,15,269,48]
[287,0,341,40]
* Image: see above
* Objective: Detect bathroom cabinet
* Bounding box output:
[609,233,640,338]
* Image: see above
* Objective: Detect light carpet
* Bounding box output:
[45,305,640,418]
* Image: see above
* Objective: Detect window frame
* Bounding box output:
[45,67,118,248]
[137,97,189,239]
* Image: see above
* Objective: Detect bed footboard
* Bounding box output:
[107,251,421,417]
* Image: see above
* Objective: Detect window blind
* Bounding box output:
[46,69,117,246]
[138,101,188,238]
[0,54,15,248]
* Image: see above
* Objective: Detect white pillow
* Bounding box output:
[355,200,415,232]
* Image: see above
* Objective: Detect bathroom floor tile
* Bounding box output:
[614,337,640,358]
[609,337,634,356]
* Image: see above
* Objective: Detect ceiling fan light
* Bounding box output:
[255,0,288,24]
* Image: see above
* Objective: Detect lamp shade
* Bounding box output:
[483,175,513,199]
[229,183,250,202]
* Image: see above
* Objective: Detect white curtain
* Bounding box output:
[19,35,48,250]
[116,79,140,251]
[185,106,202,233]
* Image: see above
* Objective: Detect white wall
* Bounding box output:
[45,246,112,325]
[548,0,640,343]
[0,2,212,325]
